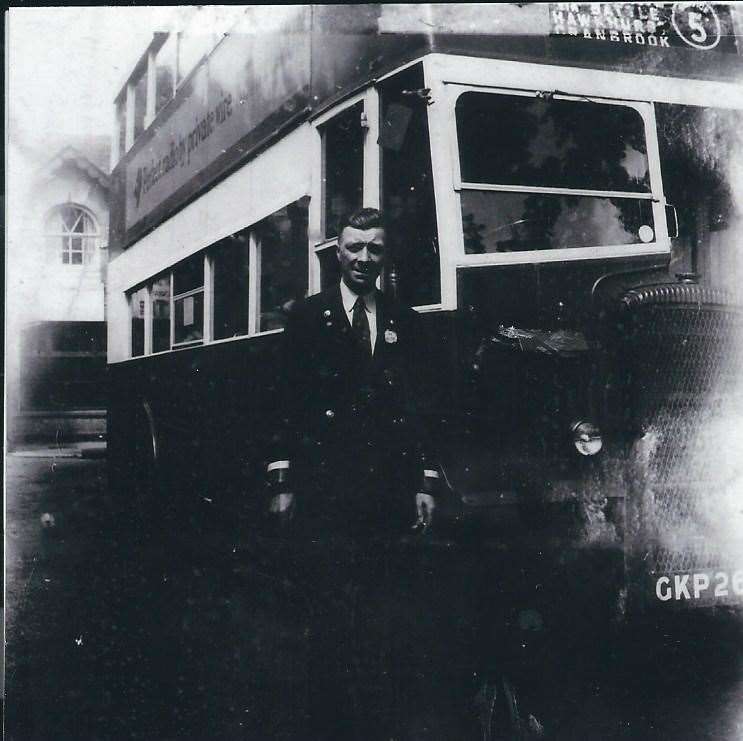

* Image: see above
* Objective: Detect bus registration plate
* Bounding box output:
[654,570,743,605]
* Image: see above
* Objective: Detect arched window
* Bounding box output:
[45,204,100,265]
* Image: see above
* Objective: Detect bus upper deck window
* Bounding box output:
[323,103,364,238]
[173,255,204,346]
[456,92,654,255]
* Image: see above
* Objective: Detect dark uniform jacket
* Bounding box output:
[273,284,435,537]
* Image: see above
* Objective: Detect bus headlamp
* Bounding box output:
[572,421,603,456]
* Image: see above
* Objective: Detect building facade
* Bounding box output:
[6,140,110,444]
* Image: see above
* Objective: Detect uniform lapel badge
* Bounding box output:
[384,328,398,344]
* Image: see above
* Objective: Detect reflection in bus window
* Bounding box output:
[173,255,204,345]
[133,72,147,141]
[213,231,251,339]
[130,287,147,357]
[151,275,171,352]
[380,64,440,306]
[317,244,341,290]
[324,103,363,238]
[173,253,204,294]
[462,192,655,254]
[177,32,213,86]
[456,91,653,255]
[457,92,650,192]
[258,197,309,332]
[155,34,177,115]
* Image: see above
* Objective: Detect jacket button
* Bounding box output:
[325,409,335,419]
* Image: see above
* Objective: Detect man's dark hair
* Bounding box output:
[337,207,385,236]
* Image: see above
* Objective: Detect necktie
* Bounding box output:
[352,296,372,355]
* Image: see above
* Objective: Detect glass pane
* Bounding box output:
[656,104,742,292]
[130,287,147,357]
[116,101,126,155]
[380,64,440,307]
[173,254,204,295]
[324,103,363,238]
[61,206,77,232]
[70,250,83,265]
[156,34,177,114]
[61,251,70,265]
[151,276,171,352]
[174,291,204,345]
[82,237,96,263]
[258,197,309,331]
[177,32,212,84]
[456,92,650,192]
[213,231,251,340]
[133,72,147,140]
[461,191,655,254]
[81,211,95,234]
[71,211,85,233]
[317,245,341,290]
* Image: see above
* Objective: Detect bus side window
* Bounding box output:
[379,64,440,307]
[212,230,251,340]
[151,275,171,352]
[130,286,147,357]
[323,102,364,239]
[257,197,310,332]
[172,255,204,346]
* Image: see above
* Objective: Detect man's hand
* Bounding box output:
[269,493,295,517]
[415,492,436,529]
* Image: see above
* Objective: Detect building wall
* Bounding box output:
[30,163,109,321]
[6,144,110,444]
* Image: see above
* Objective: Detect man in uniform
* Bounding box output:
[267,206,438,537]
[265,207,442,738]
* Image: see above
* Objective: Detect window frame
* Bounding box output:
[309,89,380,296]
[418,54,743,310]
[45,204,100,267]
[448,83,666,266]
[128,285,150,358]
[309,82,444,313]
[149,273,172,354]
[171,256,206,349]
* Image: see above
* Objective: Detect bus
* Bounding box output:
[107,3,743,635]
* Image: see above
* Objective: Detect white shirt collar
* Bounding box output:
[339,280,376,316]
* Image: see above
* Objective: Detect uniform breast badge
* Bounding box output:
[384,329,398,344]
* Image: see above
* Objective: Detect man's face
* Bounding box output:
[337,226,386,294]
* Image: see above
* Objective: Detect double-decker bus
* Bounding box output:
[107,3,743,698]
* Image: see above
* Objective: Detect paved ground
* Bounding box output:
[5,451,265,740]
[5,450,743,740]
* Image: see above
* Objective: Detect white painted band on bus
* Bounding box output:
[424,469,440,479]
[267,460,291,472]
